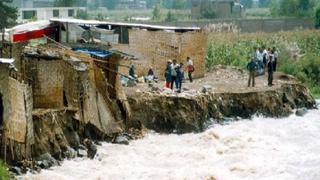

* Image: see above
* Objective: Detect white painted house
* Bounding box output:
[17,7,86,23]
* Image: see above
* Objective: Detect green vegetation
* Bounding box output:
[0,0,17,30]
[206,30,320,97]
[165,11,177,22]
[270,0,316,17]
[245,8,271,18]
[199,0,217,19]
[316,7,320,29]
[0,161,10,180]
[152,3,162,20]
[76,9,89,20]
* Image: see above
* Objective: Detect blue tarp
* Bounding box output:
[73,48,113,58]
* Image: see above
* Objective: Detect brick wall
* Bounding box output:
[115,29,208,80]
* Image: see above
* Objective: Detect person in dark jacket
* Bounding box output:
[128,64,136,79]
[164,60,172,88]
[272,47,278,71]
[247,57,257,87]
[176,63,184,93]
[267,51,274,86]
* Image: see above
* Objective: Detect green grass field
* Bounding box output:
[206,30,320,97]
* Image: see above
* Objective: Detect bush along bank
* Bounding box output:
[206,30,320,98]
[0,161,11,180]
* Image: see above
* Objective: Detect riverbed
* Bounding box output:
[20,101,320,180]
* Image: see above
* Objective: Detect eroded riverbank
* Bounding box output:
[125,67,316,133]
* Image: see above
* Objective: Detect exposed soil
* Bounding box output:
[123,66,315,133]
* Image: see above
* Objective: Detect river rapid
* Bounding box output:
[20,101,320,180]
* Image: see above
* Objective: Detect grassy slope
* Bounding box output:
[0,161,10,180]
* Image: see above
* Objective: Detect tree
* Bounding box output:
[165,11,177,22]
[152,3,162,20]
[270,0,314,17]
[200,0,216,19]
[76,10,89,20]
[316,7,320,29]
[103,0,118,10]
[54,0,75,7]
[0,0,17,30]
[172,0,187,9]
[240,0,253,8]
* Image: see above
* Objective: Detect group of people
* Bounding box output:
[164,57,195,92]
[247,46,279,87]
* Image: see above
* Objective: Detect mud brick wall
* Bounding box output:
[116,29,207,80]
[26,59,64,109]
[0,65,10,132]
[62,61,87,109]
[6,78,29,143]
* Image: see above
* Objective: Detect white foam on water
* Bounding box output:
[19,103,320,180]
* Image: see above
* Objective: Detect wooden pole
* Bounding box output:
[1,28,4,58]
[66,22,69,43]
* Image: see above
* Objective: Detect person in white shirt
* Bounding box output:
[186,57,194,82]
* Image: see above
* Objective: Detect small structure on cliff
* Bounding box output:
[49,19,208,80]
[0,42,131,163]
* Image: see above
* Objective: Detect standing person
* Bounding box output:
[128,63,136,79]
[267,51,275,86]
[171,59,179,89]
[247,57,257,87]
[272,47,278,71]
[164,60,172,88]
[252,47,258,61]
[177,63,184,93]
[186,57,194,82]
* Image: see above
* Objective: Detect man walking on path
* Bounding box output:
[247,57,257,87]
[187,57,194,83]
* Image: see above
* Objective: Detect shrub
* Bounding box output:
[0,161,10,180]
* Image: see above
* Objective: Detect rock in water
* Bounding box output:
[63,146,77,159]
[83,139,97,159]
[113,134,130,145]
[10,166,23,175]
[77,149,87,157]
[296,108,308,117]
[36,153,58,169]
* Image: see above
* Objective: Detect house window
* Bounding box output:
[23,10,37,19]
[68,9,74,17]
[53,10,59,17]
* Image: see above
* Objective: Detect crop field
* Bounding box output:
[206,30,320,97]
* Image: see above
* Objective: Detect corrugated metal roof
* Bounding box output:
[0,58,15,64]
[50,18,201,31]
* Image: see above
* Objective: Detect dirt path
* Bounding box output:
[124,66,298,96]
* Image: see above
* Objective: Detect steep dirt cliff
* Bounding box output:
[125,67,316,133]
